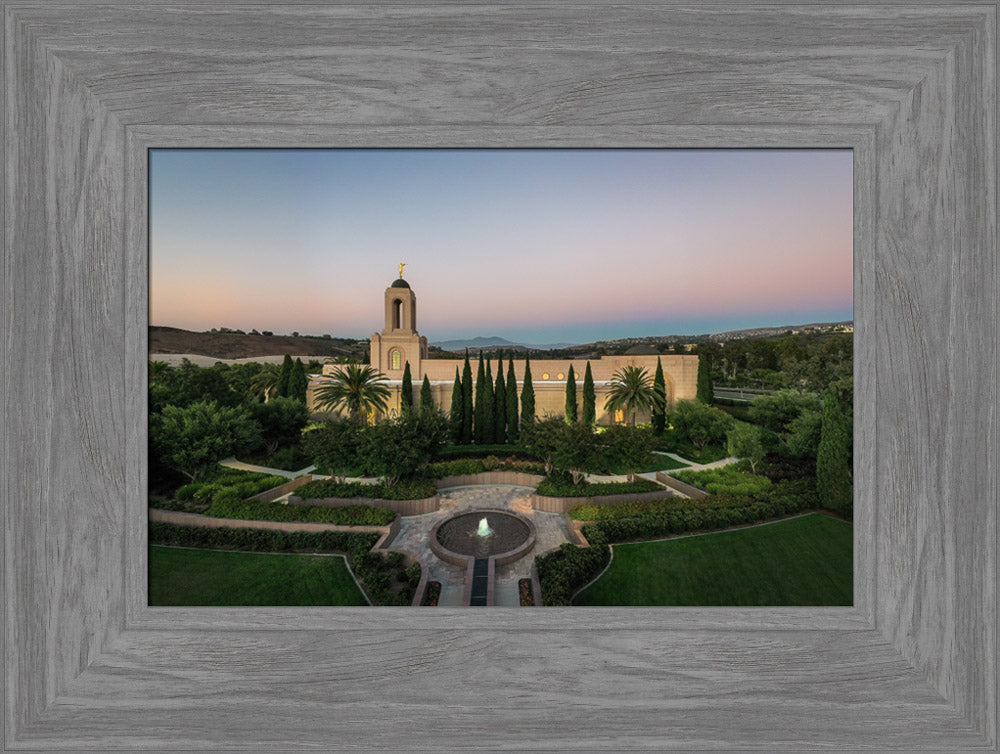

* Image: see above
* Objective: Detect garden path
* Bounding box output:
[219,457,316,479]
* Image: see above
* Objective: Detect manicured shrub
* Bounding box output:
[295,478,437,500]
[205,496,397,525]
[535,529,610,606]
[673,464,773,496]
[536,472,660,498]
[175,483,201,501]
[148,521,379,555]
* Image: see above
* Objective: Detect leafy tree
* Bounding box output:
[600,424,654,479]
[669,400,735,450]
[651,357,667,434]
[276,354,294,397]
[519,415,569,476]
[564,365,578,423]
[461,352,474,443]
[362,413,448,487]
[474,354,487,444]
[696,354,714,404]
[520,355,535,426]
[817,391,852,515]
[726,422,766,473]
[552,420,601,484]
[604,365,659,426]
[313,364,390,422]
[150,400,261,481]
[249,363,281,403]
[148,358,242,414]
[494,353,507,444]
[581,362,596,427]
[448,368,463,444]
[419,374,434,417]
[748,390,822,434]
[783,408,823,459]
[482,358,495,444]
[301,418,366,481]
[506,358,519,443]
[400,361,414,416]
[289,358,308,402]
[250,395,310,453]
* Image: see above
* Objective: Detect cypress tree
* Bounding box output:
[461,352,473,444]
[521,354,535,426]
[696,354,714,404]
[276,354,293,397]
[289,357,308,402]
[419,374,434,417]
[506,357,519,443]
[651,356,667,435]
[474,353,487,444]
[400,361,413,416]
[494,353,507,444]
[449,367,463,444]
[817,391,852,516]
[581,361,596,426]
[564,365,578,423]
[483,358,495,444]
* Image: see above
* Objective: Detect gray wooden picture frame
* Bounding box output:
[3,2,996,750]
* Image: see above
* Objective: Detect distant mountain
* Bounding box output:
[433,335,578,352]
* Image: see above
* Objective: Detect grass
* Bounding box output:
[148,545,368,606]
[573,513,852,606]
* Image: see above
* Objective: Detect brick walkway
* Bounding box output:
[387,485,574,607]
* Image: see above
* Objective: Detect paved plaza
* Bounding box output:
[387,485,574,606]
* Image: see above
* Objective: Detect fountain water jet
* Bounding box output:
[476,517,493,537]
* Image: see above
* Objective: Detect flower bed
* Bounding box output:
[296,478,437,500]
[423,581,442,606]
[518,578,535,606]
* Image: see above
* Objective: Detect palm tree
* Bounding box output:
[250,363,281,402]
[313,364,390,421]
[148,360,169,383]
[604,365,661,426]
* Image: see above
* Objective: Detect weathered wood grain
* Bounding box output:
[4,2,996,750]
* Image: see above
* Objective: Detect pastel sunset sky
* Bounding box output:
[150,149,852,344]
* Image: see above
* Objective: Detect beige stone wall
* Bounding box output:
[309,353,698,425]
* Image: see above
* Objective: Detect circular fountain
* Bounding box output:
[430,510,536,567]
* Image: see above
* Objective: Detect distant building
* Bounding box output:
[307,276,698,424]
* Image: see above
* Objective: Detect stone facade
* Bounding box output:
[306,277,699,424]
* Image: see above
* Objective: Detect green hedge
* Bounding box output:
[174,471,288,505]
[673,465,773,496]
[205,497,396,526]
[296,478,437,500]
[535,529,611,606]
[536,475,661,498]
[148,521,378,555]
[580,479,819,542]
[425,456,545,478]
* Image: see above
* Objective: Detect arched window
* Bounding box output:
[390,350,401,370]
[614,409,625,424]
[392,299,402,329]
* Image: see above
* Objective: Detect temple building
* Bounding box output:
[306,275,698,424]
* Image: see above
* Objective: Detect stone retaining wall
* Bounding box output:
[433,471,544,489]
[655,471,708,499]
[531,487,676,514]
[247,474,318,503]
[287,493,441,516]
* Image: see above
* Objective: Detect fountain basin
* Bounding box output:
[430,510,536,568]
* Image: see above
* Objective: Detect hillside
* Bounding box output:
[149,326,367,360]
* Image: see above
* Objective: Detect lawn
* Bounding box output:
[573,513,852,606]
[149,546,368,606]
